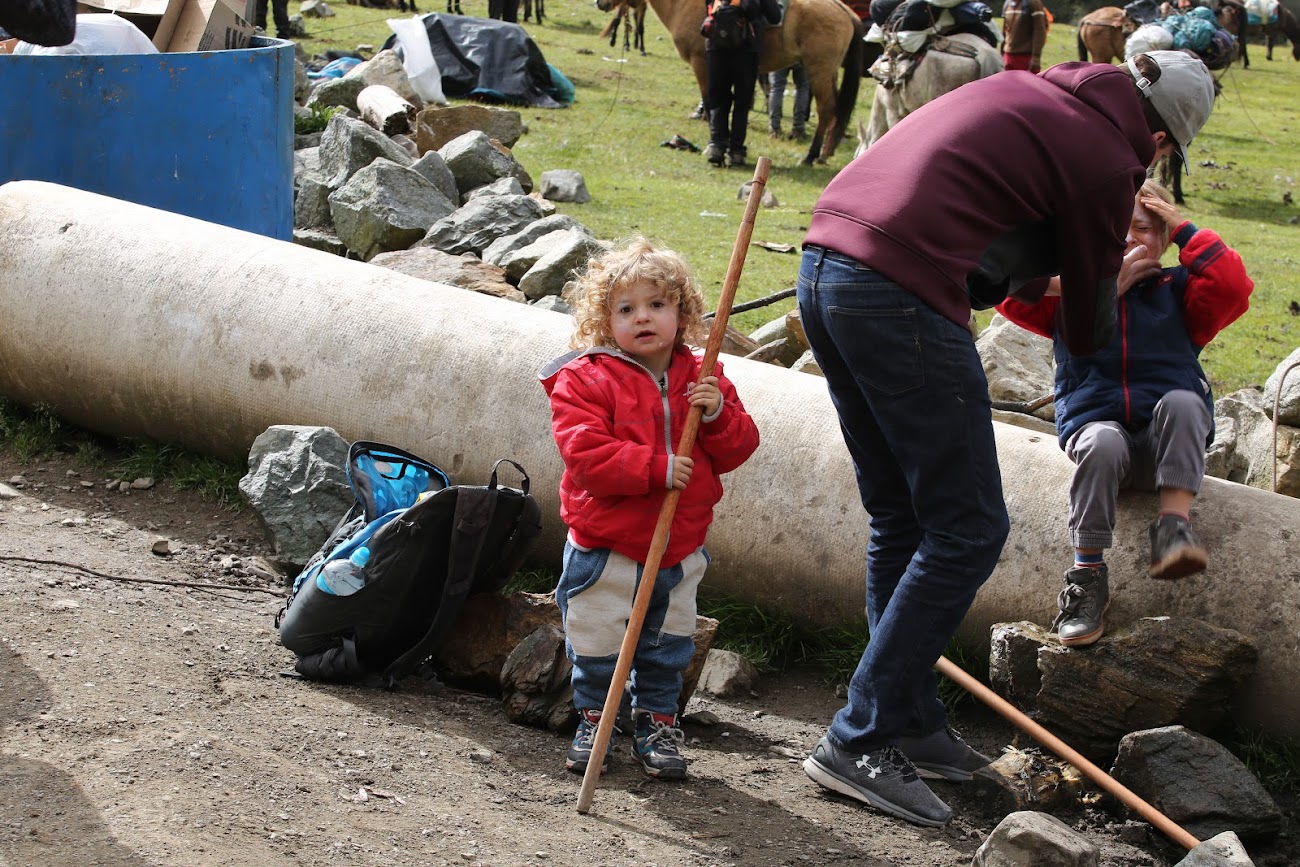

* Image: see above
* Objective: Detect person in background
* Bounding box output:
[254,0,291,40]
[540,238,760,780]
[769,63,812,140]
[997,179,1252,647]
[1001,0,1048,71]
[702,0,783,168]
[795,50,1217,828]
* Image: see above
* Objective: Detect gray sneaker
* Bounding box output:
[1149,514,1208,580]
[896,725,992,781]
[803,736,952,827]
[1052,564,1109,647]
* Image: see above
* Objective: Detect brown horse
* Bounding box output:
[1217,0,1300,66]
[643,0,867,164]
[597,0,648,55]
[1077,6,1139,63]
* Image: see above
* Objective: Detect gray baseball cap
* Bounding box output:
[1127,50,1216,170]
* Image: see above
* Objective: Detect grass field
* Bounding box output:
[300,1,1300,393]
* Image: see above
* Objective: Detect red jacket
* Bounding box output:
[539,346,760,568]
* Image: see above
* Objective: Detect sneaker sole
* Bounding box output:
[1149,548,1208,580]
[635,757,687,781]
[565,759,609,775]
[803,757,950,827]
[910,762,984,782]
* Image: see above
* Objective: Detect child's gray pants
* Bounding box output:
[1064,389,1211,551]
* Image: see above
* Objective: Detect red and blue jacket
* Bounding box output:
[997,222,1253,448]
[539,345,760,568]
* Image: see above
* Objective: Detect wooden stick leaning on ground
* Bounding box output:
[933,655,1202,851]
[576,157,773,815]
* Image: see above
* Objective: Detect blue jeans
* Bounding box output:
[798,247,1010,750]
[556,542,707,715]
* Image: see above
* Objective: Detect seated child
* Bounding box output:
[538,238,760,778]
[997,179,1253,646]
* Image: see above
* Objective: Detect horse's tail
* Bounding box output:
[1077,28,1088,62]
[830,15,867,155]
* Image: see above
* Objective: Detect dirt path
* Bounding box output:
[1,450,1294,867]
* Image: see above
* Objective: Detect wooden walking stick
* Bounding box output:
[576,156,772,814]
[933,655,1201,851]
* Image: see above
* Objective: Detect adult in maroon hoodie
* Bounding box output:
[797,54,1217,827]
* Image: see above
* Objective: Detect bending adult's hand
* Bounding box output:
[1117,243,1162,296]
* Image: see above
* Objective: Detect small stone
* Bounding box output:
[151,539,175,556]
[118,482,131,493]
[131,477,156,490]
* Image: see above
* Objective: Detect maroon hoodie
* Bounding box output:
[804,64,1156,355]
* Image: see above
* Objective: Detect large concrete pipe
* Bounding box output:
[2,181,1298,734]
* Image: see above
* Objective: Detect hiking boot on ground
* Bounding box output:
[565,708,610,775]
[769,124,783,139]
[788,126,808,141]
[633,710,688,780]
[727,149,748,168]
[1148,514,1208,580]
[1052,563,1110,647]
[703,143,725,167]
[803,736,952,827]
[896,725,992,781]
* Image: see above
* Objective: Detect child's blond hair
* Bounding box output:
[565,237,709,351]
[1139,178,1176,250]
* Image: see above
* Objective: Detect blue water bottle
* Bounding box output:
[317,546,371,596]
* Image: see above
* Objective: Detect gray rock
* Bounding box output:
[538,169,591,204]
[1263,346,1300,426]
[978,313,1056,422]
[293,174,333,229]
[329,159,457,260]
[1173,831,1257,866]
[465,176,525,202]
[697,649,759,698]
[438,130,525,196]
[481,214,590,266]
[306,75,367,113]
[517,230,611,301]
[317,113,413,191]
[792,350,823,376]
[292,227,349,257]
[238,426,354,567]
[1111,726,1282,842]
[990,618,1258,764]
[293,146,321,188]
[410,150,459,205]
[1210,386,1300,495]
[355,49,422,109]
[530,294,572,315]
[973,811,1099,866]
[418,194,547,257]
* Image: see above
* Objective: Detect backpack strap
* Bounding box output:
[380,485,497,687]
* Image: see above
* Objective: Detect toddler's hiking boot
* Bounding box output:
[703,143,726,167]
[1148,514,1208,580]
[803,736,952,827]
[896,725,992,781]
[1052,564,1109,647]
[632,710,687,780]
[566,708,610,775]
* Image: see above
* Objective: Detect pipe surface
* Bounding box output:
[2,181,1298,734]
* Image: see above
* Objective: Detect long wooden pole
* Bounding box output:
[576,157,772,814]
[933,656,1201,851]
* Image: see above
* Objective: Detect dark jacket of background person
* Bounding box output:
[704,0,783,157]
[803,63,1157,356]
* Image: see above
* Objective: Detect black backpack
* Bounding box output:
[702,0,754,50]
[275,441,542,687]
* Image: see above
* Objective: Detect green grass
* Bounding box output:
[297,1,1298,393]
[1223,723,1300,795]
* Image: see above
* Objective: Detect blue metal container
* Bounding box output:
[0,36,294,240]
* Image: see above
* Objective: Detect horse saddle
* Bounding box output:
[870,51,923,88]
